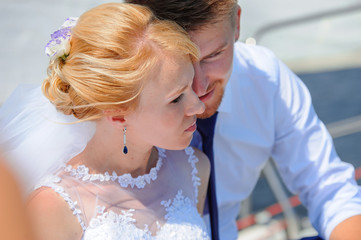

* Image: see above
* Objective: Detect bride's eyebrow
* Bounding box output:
[166,85,187,100]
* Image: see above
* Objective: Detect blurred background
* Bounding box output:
[1,0,361,239]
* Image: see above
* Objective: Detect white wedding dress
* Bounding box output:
[35,147,209,240]
[0,85,210,240]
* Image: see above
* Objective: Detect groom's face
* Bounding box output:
[189,8,240,119]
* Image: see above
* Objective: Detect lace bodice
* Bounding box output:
[34,147,210,240]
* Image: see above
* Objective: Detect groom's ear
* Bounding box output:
[104,109,126,129]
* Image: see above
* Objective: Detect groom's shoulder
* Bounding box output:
[235,42,276,60]
[234,42,279,72]
[233,42,281,83]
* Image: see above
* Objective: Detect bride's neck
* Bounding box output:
[69,121,158,177]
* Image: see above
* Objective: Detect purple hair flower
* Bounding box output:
[45,17,78,61]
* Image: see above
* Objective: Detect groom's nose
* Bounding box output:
[192,62,209,97]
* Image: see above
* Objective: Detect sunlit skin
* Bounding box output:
[189,6,241,118]
[71,54,205,177]
[27,54,207,240]
[125,54,205,151]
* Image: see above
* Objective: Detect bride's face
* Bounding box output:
[125,54,205,150]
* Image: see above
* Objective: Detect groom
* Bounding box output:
[126,0,361,239]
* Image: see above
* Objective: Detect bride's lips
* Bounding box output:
[199,88,215,102]
[185,121,197,132]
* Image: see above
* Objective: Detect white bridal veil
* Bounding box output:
[0,84,95,194]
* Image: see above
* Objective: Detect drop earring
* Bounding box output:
[123,127,128,154]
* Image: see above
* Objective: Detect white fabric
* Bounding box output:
[195,42,361,240]
[35,147,210,240]
[0,85,210,239]
[0,84,95,194]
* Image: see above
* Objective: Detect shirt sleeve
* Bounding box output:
[270,56,361,239]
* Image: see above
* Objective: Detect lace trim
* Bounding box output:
[87,206,158,237]
[89,207,137,229]
[159,189,210,239]
[185,147,201,203]
[64,148,166,189]
[85,198,209,239]
[161,190,193,221]
[34,176,86,231]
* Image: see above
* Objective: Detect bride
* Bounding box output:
[0,3,210,239]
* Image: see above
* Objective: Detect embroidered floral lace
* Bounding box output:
[35,147,210,240]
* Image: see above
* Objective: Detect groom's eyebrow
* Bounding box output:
[202,41,227,60]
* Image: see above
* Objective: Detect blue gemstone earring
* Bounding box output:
[123,127,128,154]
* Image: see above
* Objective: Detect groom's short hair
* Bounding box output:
[126,0,238,31]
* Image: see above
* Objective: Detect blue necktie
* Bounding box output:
[197,112,219,240]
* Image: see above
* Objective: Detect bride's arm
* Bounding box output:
[193,147,210,215]
[27,187,83,240]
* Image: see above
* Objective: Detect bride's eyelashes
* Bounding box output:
[171,94,184,104]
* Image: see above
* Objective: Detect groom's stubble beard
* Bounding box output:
[197,80,225,119]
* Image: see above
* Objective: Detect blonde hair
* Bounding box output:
[42,3,199,121]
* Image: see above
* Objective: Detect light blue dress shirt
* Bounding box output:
[196,42,361,240]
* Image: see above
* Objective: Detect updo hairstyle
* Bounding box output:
[42,3,199,121]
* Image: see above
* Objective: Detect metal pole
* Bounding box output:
[262,160,300,239]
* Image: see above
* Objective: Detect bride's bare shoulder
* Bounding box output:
[191,147,210,214]
[191,147,210,176]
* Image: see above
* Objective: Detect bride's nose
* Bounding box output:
[186,90,205,116]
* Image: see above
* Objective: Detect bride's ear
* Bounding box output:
[104,109,126,129]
